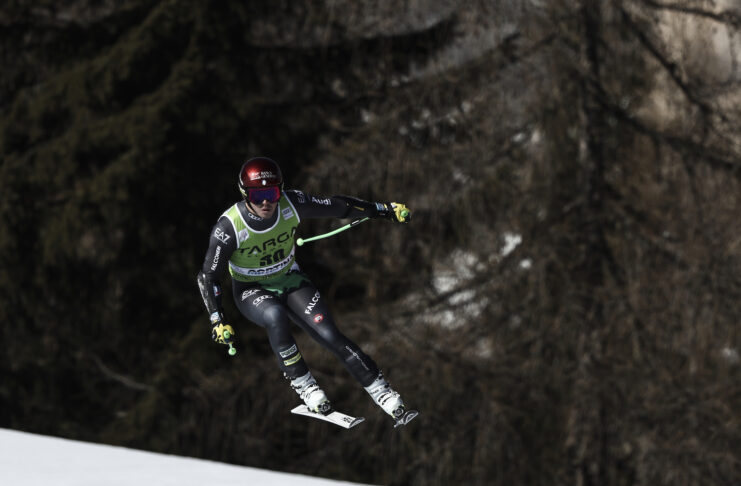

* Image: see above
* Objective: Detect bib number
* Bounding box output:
[260,249,286,266]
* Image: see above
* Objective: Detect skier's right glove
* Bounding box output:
[210,312,235,345]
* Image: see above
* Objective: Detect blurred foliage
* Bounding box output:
[2,1,741,485]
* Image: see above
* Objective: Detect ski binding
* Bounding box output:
[393,409,419,428]
[291,404,365,429]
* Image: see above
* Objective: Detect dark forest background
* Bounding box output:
[2,1,741,485]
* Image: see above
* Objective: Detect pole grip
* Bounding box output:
[223,330,237,356]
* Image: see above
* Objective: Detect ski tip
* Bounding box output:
[347,417,365,428]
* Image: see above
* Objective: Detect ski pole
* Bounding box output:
[295,209,410,246]
[223,330,237,356]
[296,217,370,246]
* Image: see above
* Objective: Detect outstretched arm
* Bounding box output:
[285,190,409,221]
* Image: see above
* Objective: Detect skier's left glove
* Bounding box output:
[376,202,411,223]
[210,312,235,345]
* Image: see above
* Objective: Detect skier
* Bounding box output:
[197,157,414,424]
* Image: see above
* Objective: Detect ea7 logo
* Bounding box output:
[214,228,231,244]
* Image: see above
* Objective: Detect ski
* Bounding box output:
[290,404,365,429]
[393,409,419,428]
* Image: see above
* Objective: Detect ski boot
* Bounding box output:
[290,372,332,415]
[364,373,418,427]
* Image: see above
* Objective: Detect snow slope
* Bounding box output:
[0,428,375,486]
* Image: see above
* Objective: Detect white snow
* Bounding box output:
[0,428,376,486]
[425,250,489,329]
[500,233,522,257]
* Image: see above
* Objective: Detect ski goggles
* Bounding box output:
[246,186,281,204]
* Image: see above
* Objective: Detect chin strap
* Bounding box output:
[244,198,256,214]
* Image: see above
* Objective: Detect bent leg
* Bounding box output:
[232,284,308,379]
[285,285,380,386]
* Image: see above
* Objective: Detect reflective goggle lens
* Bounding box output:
[247,186,281,204]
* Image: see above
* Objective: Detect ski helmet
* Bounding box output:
[238,157,284,200]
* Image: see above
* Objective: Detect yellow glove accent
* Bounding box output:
[390,202,411,223]
[212,323,235,344]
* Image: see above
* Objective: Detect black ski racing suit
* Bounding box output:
[197,190,385,387]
